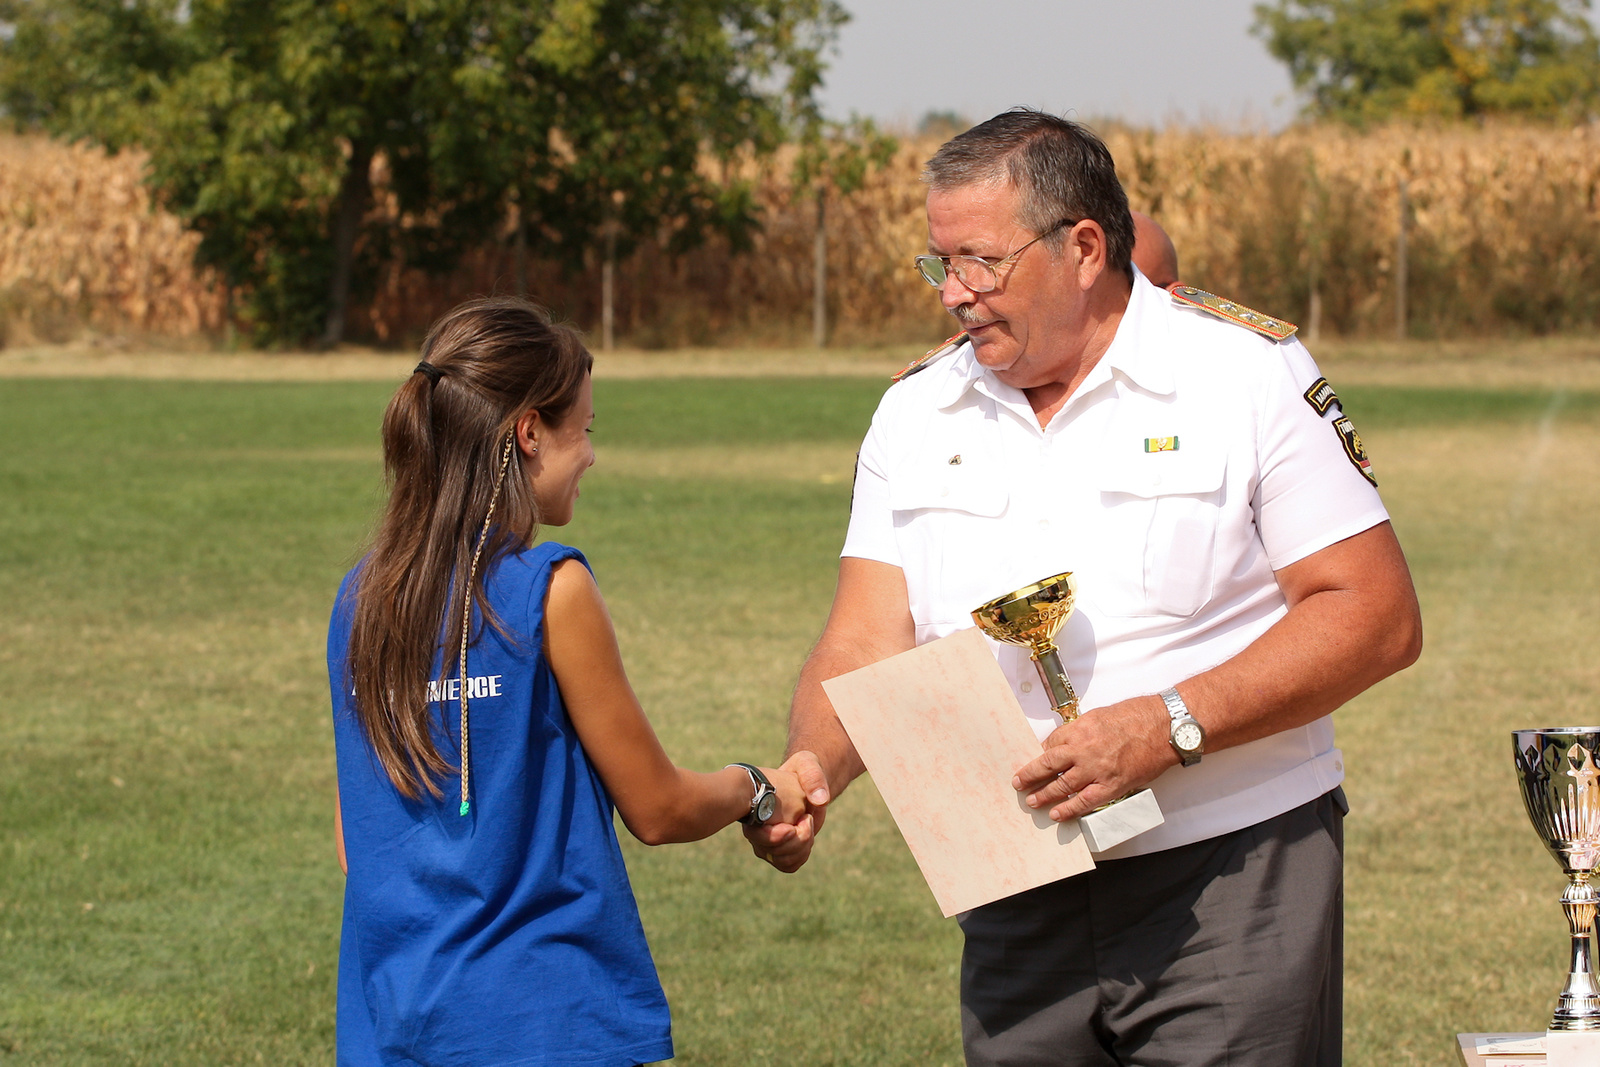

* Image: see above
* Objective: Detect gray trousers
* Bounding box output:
[959,790,1345,1067]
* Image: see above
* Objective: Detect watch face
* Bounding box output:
[1174,722,1203,752]
[755,791,778,824]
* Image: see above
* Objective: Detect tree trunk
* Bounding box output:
[812,188,827,348]
[320,142,375,349]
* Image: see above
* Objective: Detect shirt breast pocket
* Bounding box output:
[888,455,1009,632]
[1094,447,1226,619]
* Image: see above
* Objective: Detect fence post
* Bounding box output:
[513,213,528,298]
[601,220,616,352]
[1395,175,1409,341]
[813,188,828,349]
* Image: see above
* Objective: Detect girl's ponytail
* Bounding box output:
[346,299,591,800]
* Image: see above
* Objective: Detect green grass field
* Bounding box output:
[2,367,1598,1065]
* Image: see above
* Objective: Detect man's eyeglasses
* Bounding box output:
[914,217,1078,293]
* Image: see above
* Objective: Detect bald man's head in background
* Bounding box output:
[1131,210,1179,289]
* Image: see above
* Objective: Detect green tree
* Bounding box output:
[1252,0,1600,122]
[0,0,846,345]
[511,0,848,348]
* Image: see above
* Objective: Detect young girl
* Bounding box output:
[328,298,803,1066]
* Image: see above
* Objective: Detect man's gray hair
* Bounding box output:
[923,109,1135,278]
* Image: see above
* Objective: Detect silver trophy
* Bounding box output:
[1513,728,1600,1031]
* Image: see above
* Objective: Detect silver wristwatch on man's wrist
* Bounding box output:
[1160,687,1205,767]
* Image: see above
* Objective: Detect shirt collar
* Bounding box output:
[933,340,992,410]
[933,266,1176,413]
[1091,266,1174,397]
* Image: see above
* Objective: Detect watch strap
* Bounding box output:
[1160,687,1204,767]
[726,763,775,826]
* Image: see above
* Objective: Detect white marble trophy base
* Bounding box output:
[1545,1028,1600,1067]
[1080,788,1164,855]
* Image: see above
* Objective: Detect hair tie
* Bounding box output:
[414,361,444,385]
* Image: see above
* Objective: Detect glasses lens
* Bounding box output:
[949,256,997,293]
[915,256,947,287]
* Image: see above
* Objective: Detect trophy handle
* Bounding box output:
[1033,647,1080,723]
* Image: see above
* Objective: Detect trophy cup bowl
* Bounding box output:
[973,572,1164,854]
[1513,728,1600,1032]
[972,572,1080,723]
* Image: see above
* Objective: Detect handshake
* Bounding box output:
[739,751,831,874]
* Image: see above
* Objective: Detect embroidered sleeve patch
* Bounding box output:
[1304,377,1341,416]
[1143,436,1179,453]
[1333,416,1377,486]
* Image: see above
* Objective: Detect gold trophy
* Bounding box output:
[1513,729,1600,1036]
[973,573,1082,723]
[973,571,1163,853]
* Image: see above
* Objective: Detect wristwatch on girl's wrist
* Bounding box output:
[726,763,778,826]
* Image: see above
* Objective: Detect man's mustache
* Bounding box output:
[951,304,983,326]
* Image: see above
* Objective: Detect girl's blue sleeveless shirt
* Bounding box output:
[328,542,672,1067]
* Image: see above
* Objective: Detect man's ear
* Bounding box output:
[515,409,542,460]
[1069,219,1109,291]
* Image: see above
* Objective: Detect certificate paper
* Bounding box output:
[821,627,1095,917]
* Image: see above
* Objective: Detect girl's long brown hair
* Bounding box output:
[346,297,592,799]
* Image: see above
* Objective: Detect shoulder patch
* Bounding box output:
[1304,377,1341,416]
[893,331,968,382]
[1333,416,1377,486]
[1170,286,1298,341]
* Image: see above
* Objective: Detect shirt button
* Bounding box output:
[1037,519,1049,530]
[1021,681,1034,693]
[940,486,950,498]
[1334,760,1343,773]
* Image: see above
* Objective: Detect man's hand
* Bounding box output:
[1012,697,1176,822]
[744,750,830,873]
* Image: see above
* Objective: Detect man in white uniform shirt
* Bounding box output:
[749,110,1421,1066]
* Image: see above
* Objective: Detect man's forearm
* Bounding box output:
[1181,582,1421,752]
[786,641,870,797]
[1180,522,1422,753]
[783,556,917,798]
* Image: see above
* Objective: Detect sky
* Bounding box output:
[816,0,1306,132]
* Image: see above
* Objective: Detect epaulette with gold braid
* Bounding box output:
[892,331,968,382]
[1170,286,1298,341]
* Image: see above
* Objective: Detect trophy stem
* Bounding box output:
[1552,873,1600,1031]
[1031,646,1080,723]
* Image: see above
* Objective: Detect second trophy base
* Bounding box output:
[1547,1029,1600,1067]
[1079,789,1164,855]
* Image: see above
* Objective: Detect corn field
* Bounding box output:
[1,124,1597,348]
[0,134,226,344]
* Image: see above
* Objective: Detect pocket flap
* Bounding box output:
[1098,436,1225,499]
[888,454,1009,515]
